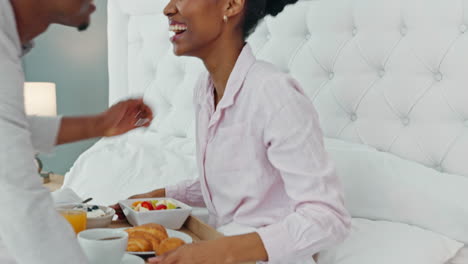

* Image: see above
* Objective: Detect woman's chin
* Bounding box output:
[172,44,194,57]
[172,46,185,56]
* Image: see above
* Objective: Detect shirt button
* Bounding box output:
[401,117,410,126]
[434,72,443,82]
[266,34,272,40]
[460,24,467,33]
[352,27,358,36]
[350,113,357,121]
[400,26,408,36]
[378,69,385,78]
[328,72,335,80]
[305,33,311,40]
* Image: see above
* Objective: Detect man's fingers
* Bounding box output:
[134,118,150,127]
[134,104,153,127]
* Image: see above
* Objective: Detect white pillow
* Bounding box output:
[324,138,468,244]
[317,218,463,264]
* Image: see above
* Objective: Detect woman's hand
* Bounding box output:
[109,193,153,220]
[148,240,233,264]
[148,233,268,264]
[109,188,166,220]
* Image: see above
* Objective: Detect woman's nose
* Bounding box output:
[163,0,177,17]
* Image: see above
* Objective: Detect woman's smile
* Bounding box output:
[169,21,188,43]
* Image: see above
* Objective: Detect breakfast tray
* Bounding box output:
[110,215,223,242]
[111,216,256,264]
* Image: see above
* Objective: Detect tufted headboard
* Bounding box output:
[108,0,468,176]
[64,0,468,246]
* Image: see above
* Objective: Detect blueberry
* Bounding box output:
[87,208,92,212]
[92,205,99,210]
[176,207,181,209]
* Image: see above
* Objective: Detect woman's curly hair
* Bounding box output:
[241,0,298,39]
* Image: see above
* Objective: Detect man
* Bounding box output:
[0,0,153,263]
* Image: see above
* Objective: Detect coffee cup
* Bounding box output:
[78,228,128,264]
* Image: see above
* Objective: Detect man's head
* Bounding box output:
[10,0,96,46]
[49,0,96,31]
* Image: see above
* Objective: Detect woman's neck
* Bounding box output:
[201,36,244,107]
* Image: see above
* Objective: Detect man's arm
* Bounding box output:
[56,115,107,145]
[28,98,153,151]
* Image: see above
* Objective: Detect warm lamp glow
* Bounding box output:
[24,82,57,116]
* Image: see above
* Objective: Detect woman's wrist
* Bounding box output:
[129,189,165,200]
[217,233,268,263]
[148,188,166,198]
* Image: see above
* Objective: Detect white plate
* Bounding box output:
[118,228,193,256]
[121,253,144,264]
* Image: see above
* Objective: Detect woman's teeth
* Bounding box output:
[169,25,187,33]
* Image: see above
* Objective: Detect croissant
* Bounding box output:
[138,223,169,237]
[127,231,162,251]
[125,223,169,252]
[126,223,168,241]
[127,234,153,252]
[157,237,186,255]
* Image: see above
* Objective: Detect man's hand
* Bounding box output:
[98,98,153,137]
[56,98,153,145]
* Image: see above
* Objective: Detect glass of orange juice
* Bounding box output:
[57,207,87,234]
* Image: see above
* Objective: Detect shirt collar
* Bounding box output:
[21,41,34,57]
[203,43,256,110]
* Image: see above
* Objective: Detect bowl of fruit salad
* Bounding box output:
[118,198,192,229]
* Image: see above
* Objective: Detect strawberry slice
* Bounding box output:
[141,201,154,210]
[155,204,167,210]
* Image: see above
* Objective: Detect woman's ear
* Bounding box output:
[225,0,245,18]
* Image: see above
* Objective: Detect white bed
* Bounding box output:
[62,0,468,263]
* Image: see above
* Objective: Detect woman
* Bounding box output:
[114,0,351,262]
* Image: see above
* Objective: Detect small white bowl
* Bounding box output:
[118,198,192,229]
[86,205,115,229]
[56,204,115,229]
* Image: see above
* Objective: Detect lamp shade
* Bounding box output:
[24,82,57,116]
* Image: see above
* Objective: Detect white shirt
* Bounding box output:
[0,0,88,263]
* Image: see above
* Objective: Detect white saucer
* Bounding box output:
[121,253,144,264]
